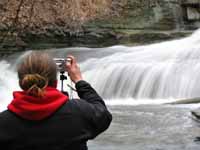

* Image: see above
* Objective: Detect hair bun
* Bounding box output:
[21,74,48,97]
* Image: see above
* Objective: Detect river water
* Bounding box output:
[88,104,200,150]
[1,30,200,149]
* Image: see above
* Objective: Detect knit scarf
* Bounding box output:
[8,87,68,121]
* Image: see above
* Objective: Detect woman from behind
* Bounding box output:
[0,51,112,150]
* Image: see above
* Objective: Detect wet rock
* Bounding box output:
[191,107,200,123]
[167,97,200,104]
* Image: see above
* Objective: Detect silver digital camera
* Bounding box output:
[54,58,72,73]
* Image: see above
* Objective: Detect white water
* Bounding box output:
[0,61,19,110]
[82,30,200,100]
[1,29,200,110]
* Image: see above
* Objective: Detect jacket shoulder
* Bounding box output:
[0,110,16,119]
[58,99,91,114]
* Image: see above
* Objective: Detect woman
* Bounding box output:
[0,51,112,150]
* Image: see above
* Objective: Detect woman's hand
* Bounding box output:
[65,55,83,83]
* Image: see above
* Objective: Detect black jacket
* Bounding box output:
[0,80,112,150]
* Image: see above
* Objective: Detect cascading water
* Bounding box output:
[82,30,200,100]
[1,29,200,109]
[0,61,19,110]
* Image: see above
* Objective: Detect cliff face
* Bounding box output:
[0,0,199,54]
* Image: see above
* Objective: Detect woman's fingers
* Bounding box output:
[65,55,83,83]
[66,55,76,66]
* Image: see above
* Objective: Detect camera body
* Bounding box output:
[54,58,67,73]
[54,58,71,73]
[54,57,76,95]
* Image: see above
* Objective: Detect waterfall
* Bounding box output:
[0,61,19,110]
[1,29,200,108]
[81,29,200,100]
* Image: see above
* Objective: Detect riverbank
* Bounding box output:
[0,29,193,56]
[1,0,200,55]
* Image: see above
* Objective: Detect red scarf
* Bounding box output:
[8,87,68,121]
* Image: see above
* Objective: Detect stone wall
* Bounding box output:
[86,0,179,30]
[181,0,200,29]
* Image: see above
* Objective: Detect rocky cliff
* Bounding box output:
[0,0,199,55]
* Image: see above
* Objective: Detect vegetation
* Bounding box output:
[0,0,127,43]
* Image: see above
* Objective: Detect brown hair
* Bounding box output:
[18,51,57,97]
